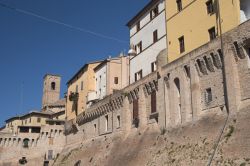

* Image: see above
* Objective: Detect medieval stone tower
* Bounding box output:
[42,74,61,110]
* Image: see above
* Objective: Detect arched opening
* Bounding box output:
[51,82,56,90]
[23,138,29,148]
[174,78,181,124]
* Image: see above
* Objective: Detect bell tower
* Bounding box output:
[42,74,61,110]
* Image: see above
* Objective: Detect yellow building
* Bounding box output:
[4,110,65,135]
[66,61,102,122]
[166,0,250,62]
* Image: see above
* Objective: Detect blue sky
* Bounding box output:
[0,0,149,126]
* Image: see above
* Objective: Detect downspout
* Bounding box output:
[207,0,230,165]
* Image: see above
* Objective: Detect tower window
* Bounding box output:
[179,36,185,53]
[206,0,214,14]
[176,0,182,12]
[208,27,216,41]
[51,82,56,90]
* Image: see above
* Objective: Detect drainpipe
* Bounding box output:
[217,0,229,113]
[207,1,230,165]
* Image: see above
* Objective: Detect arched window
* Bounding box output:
[51,82,56,90]
[23,138,29,148]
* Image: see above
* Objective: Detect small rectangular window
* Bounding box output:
[114,77,119,84]
[150,5,159,20]
[136,41,142,54]
[179,36,185,53]
[76,85,78,93]
[151,62,156,72]
[29,118,31,123]
[208,27,216,41]
[153,30,158,43]
[94,124,97,132]
[138,70,143,80]
[176,0,182,12]
[135,73,138,82]
[81,81,83,91]
[205,88,212,104]
[206,0,214,14]
[136,22,140,32]
[117,115,120,128]
[37,118,41,123]
[105,115,108,131]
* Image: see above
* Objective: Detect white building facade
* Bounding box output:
[95,63,107,100]
[127,0,167,84]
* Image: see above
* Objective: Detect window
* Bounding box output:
[81,81,83,91]
[153,30,158,43]
[117,115,120,128]
[29,118,31,123]
[114,77,119,84]
[76,85,78,93]
[23,138,29,148]
[37,118,41,123]
[94,124,97,132]
[136,41,142,54]
[206,0,214,14]
[48,150,53,160]
[176,0,182,12]
[151,91,157,113]
[135,70,143,81]
[179,36,185,53]
[205,88,212,104]
[25,120,27,124]
[208,27,216,41]
[150,5,159,20]
[51,82,56,90]
[105,115,108,131]
[136,21,140,32]
[151,62,156,72]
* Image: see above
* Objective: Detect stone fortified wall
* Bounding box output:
[68,20,250,147]
[0,125,65,165]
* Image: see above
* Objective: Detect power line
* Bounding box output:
[0,2,128,44]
